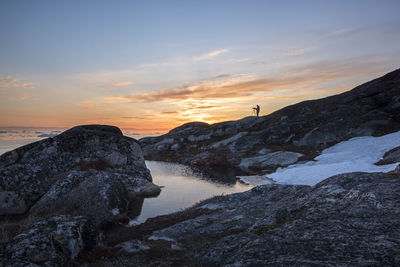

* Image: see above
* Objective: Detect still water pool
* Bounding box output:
[131,161,252,224]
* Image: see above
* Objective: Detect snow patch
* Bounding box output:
[237,175,274,186]
[268,131,400,186]
[148,235,176,242]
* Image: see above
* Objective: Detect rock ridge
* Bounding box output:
[140,68,400,181]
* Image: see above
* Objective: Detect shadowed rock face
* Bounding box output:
[95,172,400,266]
[140,69,400,179]
[0,125,159,224]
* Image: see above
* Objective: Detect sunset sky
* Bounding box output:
[0,0,399,133]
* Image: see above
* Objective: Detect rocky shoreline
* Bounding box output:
[140,68,400,181]
[1,69,400,266]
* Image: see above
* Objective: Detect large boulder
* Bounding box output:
[1,215,98,266]
[0,125,159,223]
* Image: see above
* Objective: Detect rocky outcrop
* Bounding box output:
[140,69,400,180]
[0,125,159,224]
[376,146,400,165]
[1,215,98,266]
[239,151,303,173]
[96,171,400,266]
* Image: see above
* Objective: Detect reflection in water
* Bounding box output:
[129,161,253,224]
[127,197,145,219]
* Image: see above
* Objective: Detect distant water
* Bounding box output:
[0,126,162,155]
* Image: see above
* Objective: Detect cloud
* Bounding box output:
[329,28,355,37]
[321,27,362,39]
[193,48,229,61]
[0,75,35,100]
[0,75,35,90]
[281,46,315,57]
[10,93,30,100]
[210,74,231,80]
[190,105,216,109]
[121,116,150,119]
[161,111,179,114]
[100,57,389,104]
[77,56,393,125]
[112,81,133,87]
[110,75,255,103]
[103,81,134,90]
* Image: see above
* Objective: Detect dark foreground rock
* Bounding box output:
[0,125,159,225]
[88,171,400,266]
[1,215,98,266]
[140,68,400,180]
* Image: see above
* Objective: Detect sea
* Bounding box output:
[0,126,161,155]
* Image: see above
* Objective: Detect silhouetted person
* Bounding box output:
[253,105,260,117]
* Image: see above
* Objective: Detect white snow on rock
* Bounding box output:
[267,131,400,186]
[148,235,176,242]
[237,175,274,186]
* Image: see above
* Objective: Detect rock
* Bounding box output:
[237,175,274,186]
[1,215,98,266]
[0,191,28,215]
[395,164,400,173]
[29,170,130,226]
[139,69,400,181]
[375,146,400,165]
[0,125,157,224]
[239,151,303,173]
[140,172,400,266]
[115,240,150,253]
[209,132,247,149]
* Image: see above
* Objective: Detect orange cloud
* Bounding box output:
[103,81,134,90]
[10,93,30,100]
[161,111,179,114]
[73,57,391,129]
[104,60,376,103]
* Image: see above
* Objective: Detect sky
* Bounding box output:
[0,0,399,133]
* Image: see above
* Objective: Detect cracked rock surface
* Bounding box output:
[1,215,98,267]
[96,172,400,266]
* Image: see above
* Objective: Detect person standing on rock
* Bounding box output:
[253,105,260,117]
